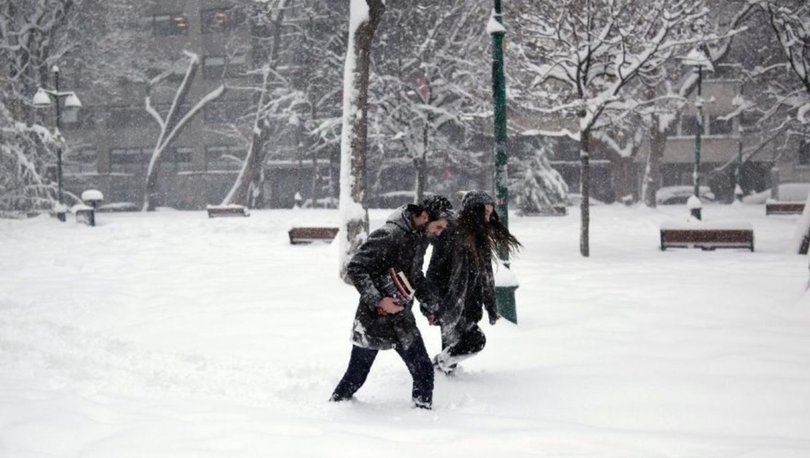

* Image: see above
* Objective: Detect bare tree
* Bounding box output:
[756,1,810,253]
[512,0,710,256]
[637,1,756,207]
[142,51,225,211]
[220,0,297,207]
[369,0,490,203]
[338,0,385,281]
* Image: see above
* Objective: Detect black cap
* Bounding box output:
[422,195,454,221]
[461,190,495,209]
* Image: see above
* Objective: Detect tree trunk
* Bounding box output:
[794,191,810,255]
[642,115,667,208]
[144,58,224,211]
[414,156,426,204]
[580,127,591,257]
[221,2,291,208]
[143,60,200,211]
[612,156,636,204]
[338,0,385,282]
[222,123,269,206]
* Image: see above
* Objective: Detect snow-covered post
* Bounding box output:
[338,0,384,282]
[488,1,518,323]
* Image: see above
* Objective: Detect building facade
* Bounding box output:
[58,0,337,210]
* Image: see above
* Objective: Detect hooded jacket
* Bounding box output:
[427,216,498,346]
[346,205,438,350]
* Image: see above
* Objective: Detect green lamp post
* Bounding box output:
[34,65,82,222]
[489,0,518,324]
[680,49,713,220]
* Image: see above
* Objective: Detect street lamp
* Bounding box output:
[33,65,82,222]
[488,0,518,324]
[680,49,713,220]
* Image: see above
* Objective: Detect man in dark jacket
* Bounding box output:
[330,195,453,409]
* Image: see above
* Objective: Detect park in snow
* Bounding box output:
[1,203,809,457]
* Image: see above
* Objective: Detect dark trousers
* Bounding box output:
[442,324,486,362]
[332,338,434,406]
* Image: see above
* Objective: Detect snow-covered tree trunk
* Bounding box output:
[613,156,636,203]
[413,118,431,204]
[221,66,272,207]
[642,114,669,207]
[143,51,225,211]
[338,0,384,282]
[793,191,810,255]
[580,126,592,257]
[221,0,293,208]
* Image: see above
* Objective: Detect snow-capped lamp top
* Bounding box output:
[487,14,506,35]
[680,49,714,73]
[81,189,103,204]
[687,195,703,210]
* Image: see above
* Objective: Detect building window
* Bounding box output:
[708,115,733,136]
[153,14,188,36]
[203,56,226,79]
[679,113,703,137]
[108,106,150,129]
[64,148,97,175]
[201,8,240,34]
[206,145,245,172]
[800,140,810,166]
[204,101,245,124]
[741,112,762,128]
[158,147,193,173]
[227,54,247,77]
[110,147,150,175]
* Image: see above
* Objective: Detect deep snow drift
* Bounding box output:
[1,204,808,457]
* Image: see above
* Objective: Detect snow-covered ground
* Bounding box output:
[1,204,809,457]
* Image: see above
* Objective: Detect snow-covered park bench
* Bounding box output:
[765,202,805,215]
[520,205,568,217]
[206,205,250,218]
[288,227,339,244]
[660,221,754,251]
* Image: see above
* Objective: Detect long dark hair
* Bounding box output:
[456,202,521,266]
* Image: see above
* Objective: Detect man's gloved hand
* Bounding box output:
[488,312,500,325]
[376,297,403,316]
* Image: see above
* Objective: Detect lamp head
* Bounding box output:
[33,89,51,107]
[64,93,82,109]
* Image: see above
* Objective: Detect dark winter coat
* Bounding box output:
[346,206,438,351]
[426,224,498,346]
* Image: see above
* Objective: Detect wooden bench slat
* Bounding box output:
[660,229,754,251]
[289,227,339,244]
[207,205,250,218]
[765,202,805,215]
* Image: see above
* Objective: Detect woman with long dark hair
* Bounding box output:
[426,191,521,374]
